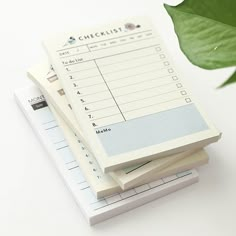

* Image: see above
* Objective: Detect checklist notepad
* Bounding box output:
[28,61,207,193]
[43,17,221,172]
[14,85,199,225]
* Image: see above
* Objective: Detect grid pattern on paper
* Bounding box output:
[41,108,193,211]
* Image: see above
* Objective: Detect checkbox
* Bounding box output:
[176,83,182,88]
[155,47,161,52]
[163,61,169,66]
[185,98,191,103]
[172,76,178,81]
[160,54,165,59]
[180,90,187,95]
[168,68,174,73]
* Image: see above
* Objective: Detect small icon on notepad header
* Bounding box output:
[124,23,141,31]
[63,36,76,47]
[68,36,76,44]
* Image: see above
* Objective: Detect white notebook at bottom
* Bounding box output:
[15,85,199,225]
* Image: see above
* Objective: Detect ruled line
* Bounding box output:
[74,81,104,89]
[86,104,117,113]
[80,186,90,190]
[62,36,156,59]
[72,74,101,81]
[65,160,76,165]
[118,89,181,106]
[103,67,167,83]
[123,96,187,114]
[56,145,69,150]
[97,52,158,67]
[74,68,170,90]
[66,66,97,73]
[64,44,159,65]
[76,89,109,97]
[54,140,66,145]
[91,113,121,121]
[45,125,58,130]
[68,165,79,171]
[71,66,169,85]
[83,84,180,105]
[42,120,55,125]
[115,80,174,98]
[84,97,112,105]
[92,172,192,211]
[101,59,163,76]
[84,89,184,113]
[111,75,173,91]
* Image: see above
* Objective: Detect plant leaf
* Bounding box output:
[164,0,236,70]
[218,70,236,88]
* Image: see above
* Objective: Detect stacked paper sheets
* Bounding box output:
[15,17,221,225]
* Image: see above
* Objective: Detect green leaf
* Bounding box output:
[164,0,236,70]
[218,70,236,88]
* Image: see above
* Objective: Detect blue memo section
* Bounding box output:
[96,104,208,156]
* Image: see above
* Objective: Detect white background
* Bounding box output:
[0,0,235,235]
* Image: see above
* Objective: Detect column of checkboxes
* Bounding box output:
[179,90,191,103]
[155,45,192,105]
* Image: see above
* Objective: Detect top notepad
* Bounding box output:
[43,17,221,172]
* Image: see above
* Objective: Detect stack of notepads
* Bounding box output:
[15,17,221,225]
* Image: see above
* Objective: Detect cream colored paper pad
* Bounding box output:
[28,62,202,191]
[50,100,208,197]
[43,17,220,172]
